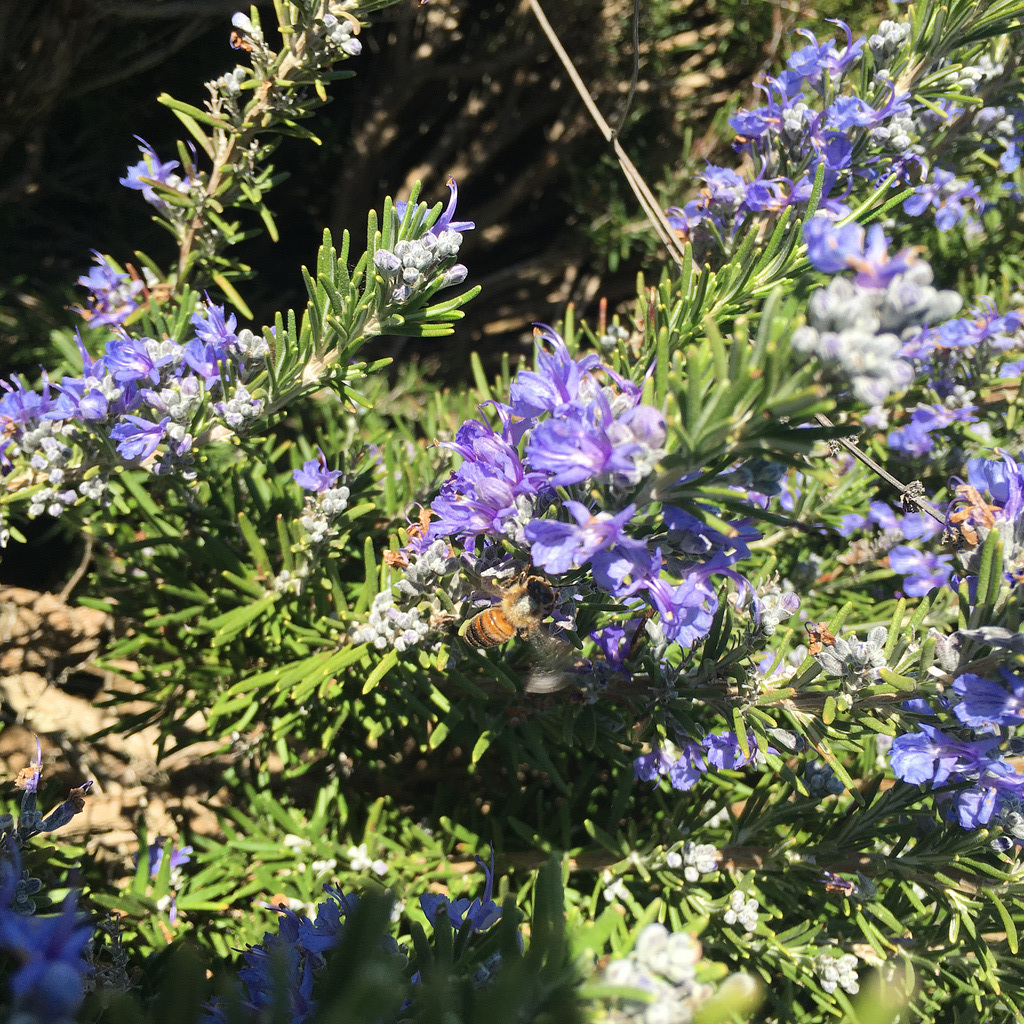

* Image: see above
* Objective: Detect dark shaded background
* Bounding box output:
[0,0,803,373]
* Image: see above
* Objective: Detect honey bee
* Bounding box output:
[462,572,573,693]
[463,573,557,649]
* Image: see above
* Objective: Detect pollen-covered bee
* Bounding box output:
[463,573,557,649]
[461,572,573,693]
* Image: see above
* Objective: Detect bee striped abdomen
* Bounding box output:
[464,606,517,647]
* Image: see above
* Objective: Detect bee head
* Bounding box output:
[524,575,557,612]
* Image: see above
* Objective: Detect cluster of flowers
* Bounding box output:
[388,327,773,656]
[810,625,889,686]
[352,589,437,653]
[886,384,979,459]
[663,841,719,883]
[722,890,760,934]
[885,298,1024,475]
[0,297,269,523]
[813,951,860,996]
[0,747,96,1023]
[900,299,1024,384]
[228,6,362,77]
[949,452,1024,586]
[633,730,771,792]
[374,178,474,308]
[202,886,368,1024]
[794,217,963,405]
[121,5,365,245]
[292,448,352,549]
[600,923,713,1024]
[76,253,146,329]
[2,150,475,546]
[419,849,503,934]
[890,667,1024,845]
[667,16,1021,258]
[884,454,1024,847]
[836,451,1024,602]
[203,854,504,1024]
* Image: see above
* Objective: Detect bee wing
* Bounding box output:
[524,629,576,693]
[525,671,573,694]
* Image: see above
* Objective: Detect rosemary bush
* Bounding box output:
[1,0,1024,1021]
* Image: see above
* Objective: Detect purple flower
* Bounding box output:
[104,336,174,386]
[867,501,900,531]
[902,698,937,716]
[633,747,675,783]
[430,419,546,540]
[848,223,910,288]
[591,543,654,599]
[509,327,602,420]
[953,668,1024,729]
[0,375,53,427]
[428,176,475,235]
[666,164,761,243]
[904,169,982,231]
[906,302,1023,360]
[182,339,223,386]
[49,376,113,423]
[525,401,618,486]
[396,177,474,237]
[887,545,953,595]
[592,624,632,666]
[889,723,999,786]
[887,420,935,456]
[294,448,343,493]
[952,782,1000,828]
[0,891,94,1020]
[824,96,881,131]
[804,217,867,273]
[591,542,749,648]
[787,20,863,90]
[526,392,665,488]
[966,451,1024,507]
[953,450,1024,585]
[420,849,501,932]
[950,762,1024,829]
[900,512,943,542]
[119,137,182,207]
[77,252,143,328]
[907,400,976,433]
[110,414,169,461]
[837,512,868,536]
[802,219,916,288]
[146,839,194,877]
[192,302,238,352]
[667,742,706,791]
[702,731,757,771]
[644,568,718,647]
[524,501,641,574]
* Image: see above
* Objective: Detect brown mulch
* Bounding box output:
[0,585,227,877]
